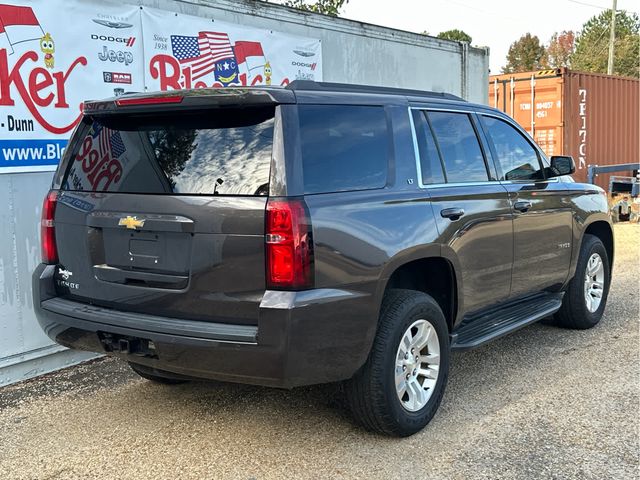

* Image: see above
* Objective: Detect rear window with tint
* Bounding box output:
[62,107,274,196]
[298,105,389,195]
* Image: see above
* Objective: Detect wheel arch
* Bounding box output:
[377,249,460,332]
[582,220,614,273]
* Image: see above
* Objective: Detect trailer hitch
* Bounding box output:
[98,332,158,358]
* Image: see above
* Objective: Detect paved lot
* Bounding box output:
[1,224,638,480]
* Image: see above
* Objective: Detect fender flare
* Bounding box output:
[569,213,614,282]
[374,243,464,326]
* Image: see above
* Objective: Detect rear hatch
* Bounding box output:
[53,102,277,326]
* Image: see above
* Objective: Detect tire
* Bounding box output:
[128,362,189,385]
[554,234,610,329]
[345,289,450,437]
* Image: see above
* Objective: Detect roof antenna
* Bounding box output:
[214,178,224,195]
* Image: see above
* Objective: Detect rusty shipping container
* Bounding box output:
[489,68,639,190]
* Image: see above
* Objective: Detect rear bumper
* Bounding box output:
[33,264,377,388]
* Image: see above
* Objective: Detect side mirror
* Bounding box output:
[549,156,576,177]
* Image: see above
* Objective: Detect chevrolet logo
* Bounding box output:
[118,216,145,230]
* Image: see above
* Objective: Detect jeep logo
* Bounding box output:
[91,34,136,47]
[98,46,134,66]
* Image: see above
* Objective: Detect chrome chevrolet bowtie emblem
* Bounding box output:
[118,215,145,230]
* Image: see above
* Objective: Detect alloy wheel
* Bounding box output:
[394,319,440,412]
[583,252,605,313]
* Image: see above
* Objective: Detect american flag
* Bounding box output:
[109,131,126,158]
[92,124,125,160]
[171,31,235,81]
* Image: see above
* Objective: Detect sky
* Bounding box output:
[337,0,639,73]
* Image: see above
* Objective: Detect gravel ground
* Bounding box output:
[1,224,638,480]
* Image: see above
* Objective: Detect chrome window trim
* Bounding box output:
[410,106,551,165]
[407,107,427,188]
[410,105,477,114]
[427,181,506,189]
[500,178,560,184]
[408,106,497,189]
[408,105,557,189]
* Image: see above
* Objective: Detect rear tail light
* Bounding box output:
[41,190,58,264]
[265,198,314,290]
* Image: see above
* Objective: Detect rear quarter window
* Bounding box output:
[298,105,389,195]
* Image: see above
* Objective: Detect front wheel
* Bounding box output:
[345,289,450,437]
[555,234,611,329]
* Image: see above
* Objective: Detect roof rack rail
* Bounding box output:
[286,80,465,101]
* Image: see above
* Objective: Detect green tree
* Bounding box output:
[546,30,575,68]
[437,29,472,44]
[283,0,348,16]
[572,9,639,77]
[502,33,548,73]
[149,129,197,189]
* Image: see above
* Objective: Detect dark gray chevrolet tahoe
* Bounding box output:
[33,81,613,436]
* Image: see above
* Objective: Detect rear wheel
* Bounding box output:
[345,289,450,437]
[128,362,189,385]
[555,234,610,329]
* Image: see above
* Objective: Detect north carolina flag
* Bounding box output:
[0,4,44,55]
[234,41,265,76]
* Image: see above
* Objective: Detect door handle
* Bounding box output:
[440,207,465,220]
[514,200,533,212]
